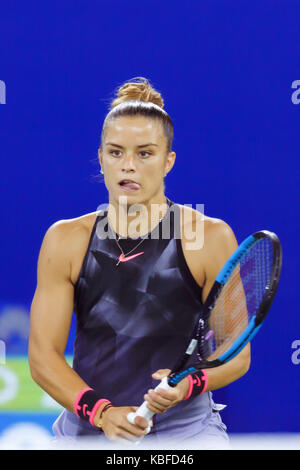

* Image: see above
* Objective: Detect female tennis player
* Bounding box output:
[28,77,250,448]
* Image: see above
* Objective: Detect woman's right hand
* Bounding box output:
[101,406,152,444]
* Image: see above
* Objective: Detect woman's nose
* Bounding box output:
[122,154,136,172]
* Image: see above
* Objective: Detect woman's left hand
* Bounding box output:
[144,369,189,415]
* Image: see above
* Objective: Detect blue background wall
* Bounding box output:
[0,0,299,441]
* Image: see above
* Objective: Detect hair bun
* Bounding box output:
[111,77,164,109]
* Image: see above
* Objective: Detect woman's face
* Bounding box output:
[99,115,175,206]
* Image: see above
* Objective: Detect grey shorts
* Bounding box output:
[52,396,229,450]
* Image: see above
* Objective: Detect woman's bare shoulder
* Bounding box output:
[46,210,99,243]
[40,210,101,284]
[176,203,233,236]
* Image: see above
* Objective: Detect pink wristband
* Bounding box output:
[183,375,194,400]
[74,387,93,416]
[201,369,209,394]
[88,399,110,426]
[74,388,111,427]
[183,370,208,400]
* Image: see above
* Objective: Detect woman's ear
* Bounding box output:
[98,147,103,167]
[98,148,104,175]
[165,151,176,177]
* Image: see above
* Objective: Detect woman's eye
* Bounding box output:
[109,150,151,158]
[140,151,151,158]
[110,150,121,157]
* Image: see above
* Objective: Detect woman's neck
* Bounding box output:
[107,194,169,238]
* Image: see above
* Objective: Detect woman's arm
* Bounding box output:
[144,216,250,414]
[29,221,89,410]
[29,221,148,442]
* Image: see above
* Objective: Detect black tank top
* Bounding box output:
[72,198,206,430]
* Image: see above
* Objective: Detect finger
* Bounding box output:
[146,393,173,409]
[144,401,169,414]
[146,389,175,403]
[155,387,179,400]
[152,369,171,380]
[133,415,152,430]
[127,406,149,428]
[145,391,178,414]
[122,417,149,437]
[118,424,148,441]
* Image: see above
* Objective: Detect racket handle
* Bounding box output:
[127,376,173,433]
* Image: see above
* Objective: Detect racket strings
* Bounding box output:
[201,238,274,360]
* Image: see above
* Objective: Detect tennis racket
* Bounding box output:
[127,230,282,429]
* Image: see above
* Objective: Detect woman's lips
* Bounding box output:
[119,180,141,191]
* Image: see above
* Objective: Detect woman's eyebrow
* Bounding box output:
[137,143,158,148]
[106,142,158,148]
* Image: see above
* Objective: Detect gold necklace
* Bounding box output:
[112,199,170,266]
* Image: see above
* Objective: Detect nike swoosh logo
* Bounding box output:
[118,252,144,263]
[83,404,89,417]
[193,376,201,387]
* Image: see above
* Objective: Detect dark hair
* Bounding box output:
[100,77,174,153]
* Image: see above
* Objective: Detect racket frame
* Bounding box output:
[168,230,282,383]
[127,229,282,428]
